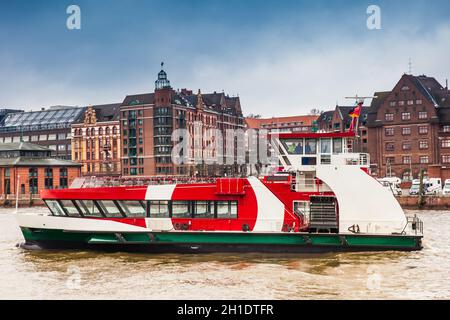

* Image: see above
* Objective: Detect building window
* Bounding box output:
[444,126,450,133]
[403,156,411,164]
[4,168,11,194]
[385,128,394,136]
[386,157,395,164]
[402,127,411,135]
[398,101,405,106]
[443,155,450,163]
[385,142,395,151]
[29,168,38,194]
[418,111,428,119]
[401,112,411,120]
[442,139,450,148]
[389,101,396,107]
[402,142,411,150]
[419,140,429,150]
[44,168,53,189]
[385,113,394,121]
[407,100,414,105]
[60,168,68,189]
[420,156,429,164]
[416,99,423,105]
[419,126,428,135]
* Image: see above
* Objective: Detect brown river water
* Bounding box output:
[0,207,449,300]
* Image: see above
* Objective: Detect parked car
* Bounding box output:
[443,179,450,195]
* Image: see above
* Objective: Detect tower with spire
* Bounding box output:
[154,62,173,107]
[155,62,171,90]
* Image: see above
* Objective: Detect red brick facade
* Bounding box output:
[367,74,450,181]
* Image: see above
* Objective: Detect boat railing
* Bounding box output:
[404,214,424,235]
[70,176,232,188]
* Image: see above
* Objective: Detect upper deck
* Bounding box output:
[270,131,369,172]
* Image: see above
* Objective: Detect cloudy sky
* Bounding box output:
[1,0,450,116]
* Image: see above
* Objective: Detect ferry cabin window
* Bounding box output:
[217,201,238,219]
[283,139,303,155]
[117,201,147,218]
[305,139,317,155]
[320,138,331,154]
[75,200,103,218]
[96,200,123,218]
[46,200,65,216]
[59,200,81,217]
[333,138,343,154]
[149,200,170,218]
[172,201,191,218]
[195,201,215,218]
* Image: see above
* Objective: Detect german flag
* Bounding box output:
[348,103,362,118]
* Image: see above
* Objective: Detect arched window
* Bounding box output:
[99,127,103,135]
[113,127,117,135]
[106,127,110,135]
[91,128,95,136]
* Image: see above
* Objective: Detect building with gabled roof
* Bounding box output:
[366,73,450,181]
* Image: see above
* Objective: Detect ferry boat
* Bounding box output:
[16,129,423,253]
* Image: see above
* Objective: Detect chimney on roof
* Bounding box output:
[41,107,45,111]
[446,79,448,90]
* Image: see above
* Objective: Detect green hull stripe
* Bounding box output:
[20,228,422,249]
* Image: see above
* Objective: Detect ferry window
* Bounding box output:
[195,201,215,218]
[320,139,331,154]
[45,200,65,216]
[283,139,303,155]
[305,139,317,154]
[117,201,147,218]
[333,138,342,154]
[217,201,238,219]
[172,201,191,218]
[75,200,103,217]
[149,200,169,218]
[96,200,123,218]
[59,200,81,217]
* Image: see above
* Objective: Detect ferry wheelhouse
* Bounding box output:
[16,130,423,252]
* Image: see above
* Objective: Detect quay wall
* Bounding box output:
[396,196,450,210]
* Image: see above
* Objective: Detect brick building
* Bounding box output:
[120,65,245,177]
[0,106,85,160]
[244,115,319,133]
[366,74,450,181]
[0,142,81,198]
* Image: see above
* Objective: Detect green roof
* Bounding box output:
[0,142,51,152]
[0,157,81,167]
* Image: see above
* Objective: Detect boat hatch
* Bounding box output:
[308,196,338,233]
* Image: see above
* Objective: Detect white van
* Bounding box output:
[443,179,450,196]
[377,177,402,196]
[427,178,442,195]
[409,178,442,195]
